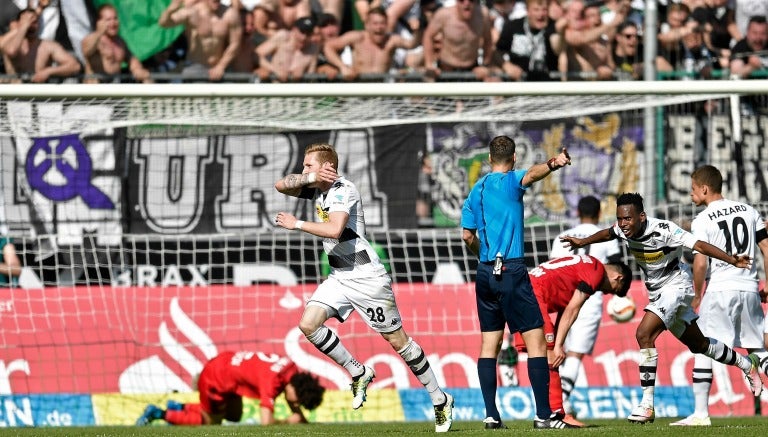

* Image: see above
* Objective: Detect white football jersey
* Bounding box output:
[312,177,387,279]
[551,223,622,263]
[691,198,765,292]
[611,217,698,291]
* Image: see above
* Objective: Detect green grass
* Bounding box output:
[1,417,767,437]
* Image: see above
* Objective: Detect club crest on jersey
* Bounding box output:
[316,205,330,222]
[545,333,555,343]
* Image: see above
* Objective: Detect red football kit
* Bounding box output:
[513,254,606,416]
[198,351,298,413]
[165,351,297,425]
[529,254,605,343]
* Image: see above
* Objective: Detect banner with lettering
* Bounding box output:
[2,114,768,242]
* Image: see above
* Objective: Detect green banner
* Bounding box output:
[92,0,183,61]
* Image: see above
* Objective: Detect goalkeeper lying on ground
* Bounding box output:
[136,350,325,426]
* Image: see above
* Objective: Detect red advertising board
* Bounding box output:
[0,281,762,416]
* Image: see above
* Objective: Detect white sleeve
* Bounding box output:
[668,221,699,250]
[591,239,621,263]
[689,217,706,255]
[549,233,570,259]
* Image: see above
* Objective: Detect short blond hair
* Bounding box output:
[305,143,338,170]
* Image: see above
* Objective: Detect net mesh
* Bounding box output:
[1,86,767,425]
[0,93,729,137]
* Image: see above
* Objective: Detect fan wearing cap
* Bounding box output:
[256,15,319,82]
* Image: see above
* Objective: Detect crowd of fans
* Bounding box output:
[0,0,766,83]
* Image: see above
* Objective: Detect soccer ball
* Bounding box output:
[606,295,636,323]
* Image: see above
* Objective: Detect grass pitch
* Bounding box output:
[2,417,768,437]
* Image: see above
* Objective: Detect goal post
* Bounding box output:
[0,81,767,426]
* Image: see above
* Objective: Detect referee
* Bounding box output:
[461,135,572,430]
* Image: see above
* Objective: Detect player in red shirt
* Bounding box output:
[514,254,632,426]
[136,351,325,426]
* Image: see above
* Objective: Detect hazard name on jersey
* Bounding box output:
[706,204,748,221]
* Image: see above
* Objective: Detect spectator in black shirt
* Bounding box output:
[495,0,560,81]
[730,15,768,79]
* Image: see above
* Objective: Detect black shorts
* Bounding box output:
[475,258,544,333]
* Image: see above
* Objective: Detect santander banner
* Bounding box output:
[0,280,764,424]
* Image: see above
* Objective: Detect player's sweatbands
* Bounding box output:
[328,250,372,268]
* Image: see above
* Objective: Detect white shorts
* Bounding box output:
[699,290,764,349]
[645,276,698,338]
[563,291,603,355]
[308,273,403,334]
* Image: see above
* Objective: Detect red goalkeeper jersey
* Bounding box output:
[198,351,298,413]
[529,254,605,313]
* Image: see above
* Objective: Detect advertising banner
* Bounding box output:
[0,280,763,426]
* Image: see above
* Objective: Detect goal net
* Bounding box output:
[0,81,767,427]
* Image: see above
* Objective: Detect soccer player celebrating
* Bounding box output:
[274,143,454,432]
[560,192,763,424]
[136,351,325,426]
[514,254,633,427]
[670,165,768,426]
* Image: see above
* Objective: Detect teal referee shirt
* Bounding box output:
[461,170,528,263]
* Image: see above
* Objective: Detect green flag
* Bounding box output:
[92,0,183,61]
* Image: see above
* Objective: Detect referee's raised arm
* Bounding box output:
[521,147,571,187]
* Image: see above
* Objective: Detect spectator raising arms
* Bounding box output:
[81,4,151,83]
[0,8,80,83]
[159,0,242,81]
[422,0,494,81]
[252,0,311,39]
[324,7,420,81]
[256,16,319,82]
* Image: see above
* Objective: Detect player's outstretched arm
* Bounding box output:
[693,240,752,269]
[560,228,613,250]
[522,147,571,187]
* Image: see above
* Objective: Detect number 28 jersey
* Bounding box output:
[691,198,766,292]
